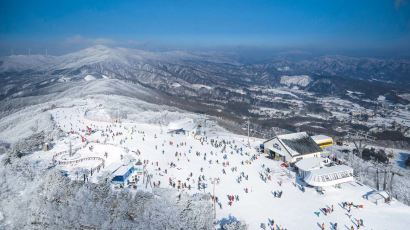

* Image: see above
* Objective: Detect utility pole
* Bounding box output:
[247,119,250,147]
[389,170,403,196]
[145,173,153,189]
[376,168,379,190]
[143,167,146,184]
[116,106,120,123]
[69,140,73,157]
[204,117,207,129]
[211,178,217,219]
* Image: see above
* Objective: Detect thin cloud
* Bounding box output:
[64,35,116,46]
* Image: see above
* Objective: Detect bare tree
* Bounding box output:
[347,131,375,159]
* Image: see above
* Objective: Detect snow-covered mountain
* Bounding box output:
[1,45,410,143]
[2,45,409,88]
[0,46,254,94]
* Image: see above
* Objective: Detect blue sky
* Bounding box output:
[0,0,409,56]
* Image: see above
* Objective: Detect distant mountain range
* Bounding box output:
[1,45,410,144]
[1,45,409,111]
[1,45,410,87]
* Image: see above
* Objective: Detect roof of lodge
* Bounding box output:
[113,164,134,176]
[308,165,353,177]
[295,157,328,171]
[278,132,323,156]
[303,164,354,187]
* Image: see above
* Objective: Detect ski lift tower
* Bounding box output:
[116,106,120,123]
[69,139,73,157]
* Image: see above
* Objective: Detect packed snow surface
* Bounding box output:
[22,97,410,230]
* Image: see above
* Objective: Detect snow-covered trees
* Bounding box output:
[333,148,410,205]
[217,215,247,230]
[0,158,214,229]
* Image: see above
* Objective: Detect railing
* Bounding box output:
[52,147,81,162]
[52,148,105,173]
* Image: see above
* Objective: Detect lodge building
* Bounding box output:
[263,132,323,163]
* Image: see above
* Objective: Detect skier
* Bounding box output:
[269,219,274,226]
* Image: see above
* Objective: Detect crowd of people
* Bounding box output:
[50,108,378,230]
[315,201,365,230]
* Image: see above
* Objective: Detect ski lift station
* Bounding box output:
[111,164,135,184]
[167,118,200,136]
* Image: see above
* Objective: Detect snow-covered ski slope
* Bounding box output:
[21,95,410,230]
